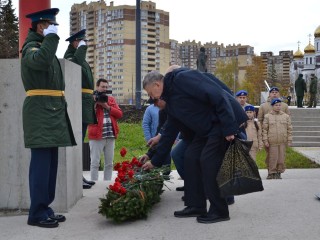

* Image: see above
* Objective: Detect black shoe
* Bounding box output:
[176,186,185,191]
[181,196,185,201]
[27,218,59,228]
[83,177,95,186]
[83,182,92,189]
[174,206,207,218]
[196,213,230,224]
[49,214,66,222]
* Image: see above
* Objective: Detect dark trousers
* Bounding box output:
[308,94,317,107]
[171,139,191,179]
[28,147,58,222]
[297,96,304,107]
[184,134,229,217]
[82,122,89,179]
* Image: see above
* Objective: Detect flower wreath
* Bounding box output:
[99,147,169,223]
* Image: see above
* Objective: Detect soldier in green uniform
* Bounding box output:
[295,73,307,108]
[64,29,96,189]
[307,74,318,108]
[21,8,76,228]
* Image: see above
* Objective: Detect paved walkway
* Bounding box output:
[1,158,320,240]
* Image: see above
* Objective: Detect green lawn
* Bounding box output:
[87,122,320,169]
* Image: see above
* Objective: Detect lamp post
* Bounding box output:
[135,0,141,109]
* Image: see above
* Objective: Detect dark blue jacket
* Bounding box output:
[162,68,240,137]
[151,68,247,167]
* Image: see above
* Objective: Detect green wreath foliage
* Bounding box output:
[99,149,169,223]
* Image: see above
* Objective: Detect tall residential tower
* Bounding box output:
[70,1,170,103]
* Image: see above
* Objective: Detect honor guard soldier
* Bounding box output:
[21,8,76,228]
[64,29,96,189]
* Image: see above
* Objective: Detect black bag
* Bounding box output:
[217,138,264,198]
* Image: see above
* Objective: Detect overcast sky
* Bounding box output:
[12,0,320,58]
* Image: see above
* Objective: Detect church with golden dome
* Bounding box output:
[290,25,320,94]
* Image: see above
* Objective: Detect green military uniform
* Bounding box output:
[308,75,318,108]
[21,30,76,148]
[64,44,95,124]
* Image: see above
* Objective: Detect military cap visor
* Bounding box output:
[25,8,59,25]
[66,29,87,42]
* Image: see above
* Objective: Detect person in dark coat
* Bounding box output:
[21,8,76,228]
[142,66,247,224]
[295,73,307,108]
[307,74,318,108]
[196,47,207,72]
[64,29,96,189]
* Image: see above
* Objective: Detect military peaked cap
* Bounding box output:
[66,29,87,42]
[25,8,59,25]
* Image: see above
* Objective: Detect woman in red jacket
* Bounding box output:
[88,79,123,181]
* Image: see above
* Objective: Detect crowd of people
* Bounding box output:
[21,7,316,229]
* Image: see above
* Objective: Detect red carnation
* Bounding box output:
[120,147,127,157]
[131,157,139,165]
[119,187,127,195]
[128,170,134,178]
[114,162,121,171]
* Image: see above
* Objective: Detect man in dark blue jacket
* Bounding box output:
[142,66,247,224]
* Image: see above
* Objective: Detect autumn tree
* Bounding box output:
[0,0,19,58]
[240,56,265,105]
[214,57,238,94]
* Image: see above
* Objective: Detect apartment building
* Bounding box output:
[172,40,254,84]
[70,1,170,103]
[260,51,293,92]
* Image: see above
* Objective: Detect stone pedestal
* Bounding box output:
[0,59,83,212]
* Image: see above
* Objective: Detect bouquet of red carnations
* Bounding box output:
[99,147,169,223]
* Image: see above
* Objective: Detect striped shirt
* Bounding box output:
[102,108,114,138]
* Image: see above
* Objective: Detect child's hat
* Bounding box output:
[244,105,255,112]
[271,98,282,105]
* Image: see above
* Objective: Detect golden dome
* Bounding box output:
[315,25,320,38]
[304,42,315,53]
[293,48,304,59]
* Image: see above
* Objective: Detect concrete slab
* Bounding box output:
[1,169,320,240]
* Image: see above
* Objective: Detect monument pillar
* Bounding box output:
[19,0,51,53]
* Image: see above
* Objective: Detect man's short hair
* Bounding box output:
[96,78,108,87]
[142,71,164,89]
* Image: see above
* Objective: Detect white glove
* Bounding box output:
[43,24,58,36]
[77,40,86,48]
